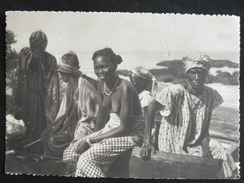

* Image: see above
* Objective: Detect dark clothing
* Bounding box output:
[14,47,60,153]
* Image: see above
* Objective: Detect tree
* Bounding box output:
[6,29,18,72]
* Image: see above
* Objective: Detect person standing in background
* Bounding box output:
[130,66,161,150]
[14,30,60,154]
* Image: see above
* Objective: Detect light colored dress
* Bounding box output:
[156,84,236,178]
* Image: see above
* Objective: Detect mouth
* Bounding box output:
[98,74,106,79]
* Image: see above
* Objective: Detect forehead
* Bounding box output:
[130,73,140,80]
[93,56,112,65]
[188,67,206,73]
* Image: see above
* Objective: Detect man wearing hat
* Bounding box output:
[41,51,98,160]
[14,30,60,153]
[140,52,237,177]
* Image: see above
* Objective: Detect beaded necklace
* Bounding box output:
[103,77,120,96]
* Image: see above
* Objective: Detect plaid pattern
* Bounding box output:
[63,130,102,161]
[75,136,135,177]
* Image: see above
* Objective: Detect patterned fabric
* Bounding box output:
[156,84,237,178]
[14,47,59,151]
[75,136,135,177]
[57,51,81,75]
[63,113,144,177]
[183,52,211,73]
[29,30,48,48]
[156,84,223,153]
[132,67,158,98]
[41,75,98,158]
[63,113,144,161]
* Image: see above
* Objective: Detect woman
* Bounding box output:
[63,48,145,177]
[41,51,98,159]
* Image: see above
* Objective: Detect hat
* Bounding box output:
[183,52,211,73]
[57,51,81,75]
[29,30,48,48]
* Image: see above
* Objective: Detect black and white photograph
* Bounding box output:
[5,11,240,179]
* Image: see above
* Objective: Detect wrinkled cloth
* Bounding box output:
[63,113,144,177]
[14,47,60,150]
[183,52,211,73]
[41,75,98,158]
[156,84,238,178]
[156,84,223,153]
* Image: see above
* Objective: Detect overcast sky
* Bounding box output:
[6,12,240,69]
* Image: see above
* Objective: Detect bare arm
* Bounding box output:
[140,99,164,160]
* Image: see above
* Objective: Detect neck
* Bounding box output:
[106,74,119,90]
[187,84,204,96]
[69,75,79,87]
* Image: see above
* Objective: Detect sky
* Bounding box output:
[6,12,240,70]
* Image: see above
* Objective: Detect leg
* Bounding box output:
[63,130,102,161]
[76,136,135,178]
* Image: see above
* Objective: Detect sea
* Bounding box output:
[53,51,240,110]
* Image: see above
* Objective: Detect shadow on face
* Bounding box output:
[186,68,208,89]
[59,72,71,83]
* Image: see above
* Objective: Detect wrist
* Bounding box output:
[86,138,93,147]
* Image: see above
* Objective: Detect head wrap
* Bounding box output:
[132,66,158,98]
[57,51,81,75]
[183,52,211,73]
[29,30,48,48]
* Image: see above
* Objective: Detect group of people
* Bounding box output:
[11,30,237,178]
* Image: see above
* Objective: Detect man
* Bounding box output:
[140,52,237,178]
[14,30,60,153]
[40,51,98,159]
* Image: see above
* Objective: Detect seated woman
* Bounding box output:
[63,48,145,177]
[41,51,98,159]
[130,67,161,149]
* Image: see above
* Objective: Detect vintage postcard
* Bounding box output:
[5,11,240,179]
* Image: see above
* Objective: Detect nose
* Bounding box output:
[195,73,199,79]
[97,68,104,74]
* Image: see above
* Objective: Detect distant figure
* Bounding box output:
[130,67,161,149]
[63,48,145,177]
[14,30,60,153]
[140,52,237,178]
[41,51,98,159]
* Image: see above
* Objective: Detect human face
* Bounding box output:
[130,73,144,93]
[60,72,71,83]
[187,68,207,90]
[30,45,46,59]
[93,56,116,82]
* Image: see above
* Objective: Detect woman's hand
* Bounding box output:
[75,140,91,154]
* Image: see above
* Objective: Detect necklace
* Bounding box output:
[103,77,120,96]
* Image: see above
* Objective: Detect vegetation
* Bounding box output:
[6,29,19,115]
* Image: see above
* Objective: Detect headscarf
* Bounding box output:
[29,30,48,49]
[183,52,211,73]
[132,66,158,98]
[57,51,81,75]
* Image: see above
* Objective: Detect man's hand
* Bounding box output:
[75,140,90,154]
[140,143,154,161]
